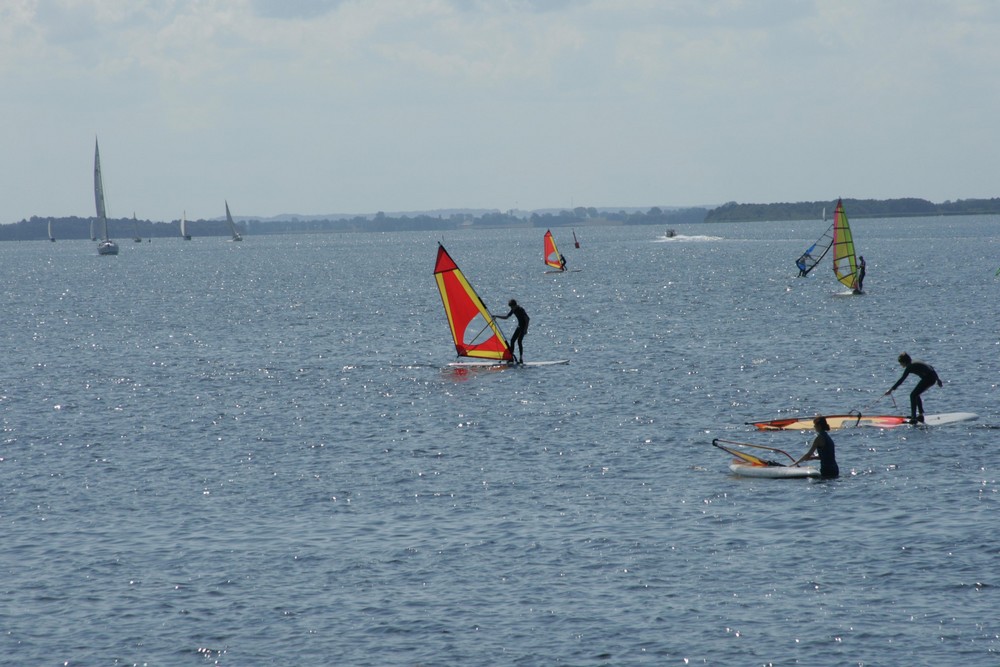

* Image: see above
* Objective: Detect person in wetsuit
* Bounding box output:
[886,352,942,424]
[795,416,839,478]
[494,299,529,364]
[854,255,866,294]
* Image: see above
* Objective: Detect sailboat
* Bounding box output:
[132,213,142,243]
[543,229,566,272]
[48,219,55,242]
[433,244,567,367]
[180,211,191,240]
[573,229,580,248]
[225,200,242,241]
[93,138,119,256]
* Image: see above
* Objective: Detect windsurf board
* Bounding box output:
[448,359,569,368]
[728,462,820,479]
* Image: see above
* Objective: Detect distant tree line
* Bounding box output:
[704,198,1000,222]
[3,198,997,241]
[0,206,709,241]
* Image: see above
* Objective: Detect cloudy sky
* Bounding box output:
[2,0,998,222]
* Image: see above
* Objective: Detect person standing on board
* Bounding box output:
[494,299,529,364]
[559,254,567,271]
[885,353,942,424]
[794,416,839,478]
[854,255,866,294]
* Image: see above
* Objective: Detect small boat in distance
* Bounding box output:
[48,218,55,242]
[93,138,119,256]
[180,211,191,240]
[132,213,142,243]
[225,201,242,241]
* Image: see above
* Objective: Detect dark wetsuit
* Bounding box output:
[812,431,839,478]
[890,361,941,421]
[854,259,866,293]
[496,305,529,362]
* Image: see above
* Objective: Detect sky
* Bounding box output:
[3,0,999,223]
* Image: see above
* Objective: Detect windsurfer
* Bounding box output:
[494,299,529,363]
[854,255,866,293]
[794,416,839,478]
[559,254,567,271]
[796,252,813,276]
[886,353,942,424]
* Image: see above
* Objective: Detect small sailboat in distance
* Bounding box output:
[543,229,566,272]
[573,229,580,248]
[48,218,56,242]
[132,212,142,242]
[180,211,191,240]
[93,138,119,256]
[796,199,860,290]
[225,200,242,241]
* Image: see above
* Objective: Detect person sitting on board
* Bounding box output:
[794,416,839,478]
[854,255,866,294]
[885,353,942,424]
[494,299,529,364]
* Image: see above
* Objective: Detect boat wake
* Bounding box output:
[654,234,723,242]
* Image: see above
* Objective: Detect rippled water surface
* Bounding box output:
[2,218,999,665]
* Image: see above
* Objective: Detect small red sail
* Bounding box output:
[434,244,512,361]
[573,229,580,248]
[543,230,562,269]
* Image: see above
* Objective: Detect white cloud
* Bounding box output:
[3,0,1000,221]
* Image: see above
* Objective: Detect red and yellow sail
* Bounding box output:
[831,200,858,290]
[434,244,512,361]
[543,230,563,270]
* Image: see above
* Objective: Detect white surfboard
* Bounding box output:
[918,412,978,426]
[728,462,820,479]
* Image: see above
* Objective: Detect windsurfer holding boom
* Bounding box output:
[494,299,529,364]
[885,352,942,424]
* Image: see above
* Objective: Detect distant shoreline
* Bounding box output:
[4,197,999,241]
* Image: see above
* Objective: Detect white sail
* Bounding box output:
[94,138,119,255]
[225,200,242,241]
[48,219,55,242]
[181,210,191,239]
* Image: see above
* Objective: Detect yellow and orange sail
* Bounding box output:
[433,244,512,361]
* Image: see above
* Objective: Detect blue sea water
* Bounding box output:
[1,218,998,666]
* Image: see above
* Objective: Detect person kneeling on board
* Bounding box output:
[494,299,529,364]
[794,416,839,478]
